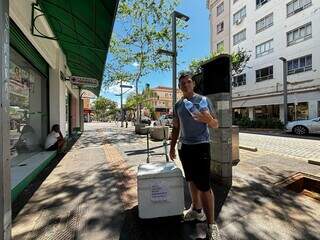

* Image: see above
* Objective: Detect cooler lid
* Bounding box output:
[137,162,183,179]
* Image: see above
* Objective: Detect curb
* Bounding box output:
[239,145,258,152]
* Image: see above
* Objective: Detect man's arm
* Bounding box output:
[169,117,180,160]
[193,111,219,129]
[57,130,64,140]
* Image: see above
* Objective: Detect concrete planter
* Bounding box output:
[150,126,169,140]
[135,123,148,135]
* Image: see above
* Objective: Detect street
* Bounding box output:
[240,132,320,160]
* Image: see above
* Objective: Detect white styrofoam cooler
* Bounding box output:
[137,162,185,219]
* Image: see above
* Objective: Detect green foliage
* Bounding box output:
[125,84,157,118]
[188,48,251,76]
[104,0,187,88]
[233,117,284,129]
[93,97,118,121]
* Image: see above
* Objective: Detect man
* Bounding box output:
[45,124,65,151]
[169,72,221,240]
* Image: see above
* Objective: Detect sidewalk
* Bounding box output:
[12,122,320,240]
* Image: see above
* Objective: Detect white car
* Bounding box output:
[285,117,320,135]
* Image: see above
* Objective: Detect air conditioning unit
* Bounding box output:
[236,18,242,25]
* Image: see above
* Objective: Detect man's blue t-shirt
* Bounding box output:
[174,94,217,145]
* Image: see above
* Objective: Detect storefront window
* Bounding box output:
[9,47,48,160]
[233,108,249,119]
[254,105,279,119]
[288,102,309,121]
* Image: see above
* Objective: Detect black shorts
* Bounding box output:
[46,142,58,151]
[178,143,211,192]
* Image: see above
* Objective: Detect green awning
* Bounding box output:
[38,0,119,95]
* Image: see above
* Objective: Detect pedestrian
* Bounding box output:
[169,72,221,240]
[45,124,65,151]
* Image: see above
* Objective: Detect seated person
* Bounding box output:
[16,125,40,154]
[45,124,65,151]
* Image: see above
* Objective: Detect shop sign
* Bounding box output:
[69,76,98,88]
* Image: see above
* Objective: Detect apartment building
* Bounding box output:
[145,86,183,119]
[207,0,320,122]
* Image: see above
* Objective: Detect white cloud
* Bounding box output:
[132,62,140,67]
[106,85,135,95]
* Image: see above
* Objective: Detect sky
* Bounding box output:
[100,0,211,106]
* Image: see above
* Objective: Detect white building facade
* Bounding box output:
[208,0,320,122]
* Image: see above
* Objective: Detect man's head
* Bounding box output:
[178,71,195,96]
[52,124,60,132]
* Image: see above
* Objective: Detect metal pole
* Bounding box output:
[0,0,12,238]
[282,59,288,125]
[120,79,123,127]
[172,13,177,114]
[135,79,140,124]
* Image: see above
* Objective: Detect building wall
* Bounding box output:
[10,0,80,136]
[208,0,231,53]
[83,98,91,110]
[145,86,183,118]
[209,0,320,121]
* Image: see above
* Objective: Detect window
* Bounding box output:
[217,21,224,33]
[233,6,246,25]
[232,74,246,87]
[256,13,273,33]
[287,0,312,17]
[288,102,309,121]
[287,22,312,46]
[256,39,273,58]
[256,0,271,9]
[217,2,224,16]
[256,66,273,82]
[287,55,312,75]
[233,29,246,45]
[9,47,48,160]
[217,41,224,52]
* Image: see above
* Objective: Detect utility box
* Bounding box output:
[193,54,233,186]
[232,125,240,165]
[137,162,184,219]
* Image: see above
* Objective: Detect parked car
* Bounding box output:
[157,114,173,127]
[285,117,320,135]
[141,116,151,125]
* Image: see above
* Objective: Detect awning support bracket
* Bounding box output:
[31,3,109,52]
[31,3,58,40]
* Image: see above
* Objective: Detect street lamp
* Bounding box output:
[158,10,189,114]
[116,82,133,127]
[279,57,288,125]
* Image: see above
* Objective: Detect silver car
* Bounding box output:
[156,114,173,127]
[285,117,320,135]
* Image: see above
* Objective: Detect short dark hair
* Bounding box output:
[178,71,193,83]
[52,124,60,132]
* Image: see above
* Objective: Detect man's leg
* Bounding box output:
[199,189,214,224]
[189,181,202,209]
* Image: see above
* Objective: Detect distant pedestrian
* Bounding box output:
[169,72,221,240]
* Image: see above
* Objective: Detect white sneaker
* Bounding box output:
[206,223,222,240]
[183,207,207,222]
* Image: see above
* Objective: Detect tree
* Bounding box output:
[124,84,157,120]
[104,0,188,122]
[93,97,118,121]
[188,48,251,76]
